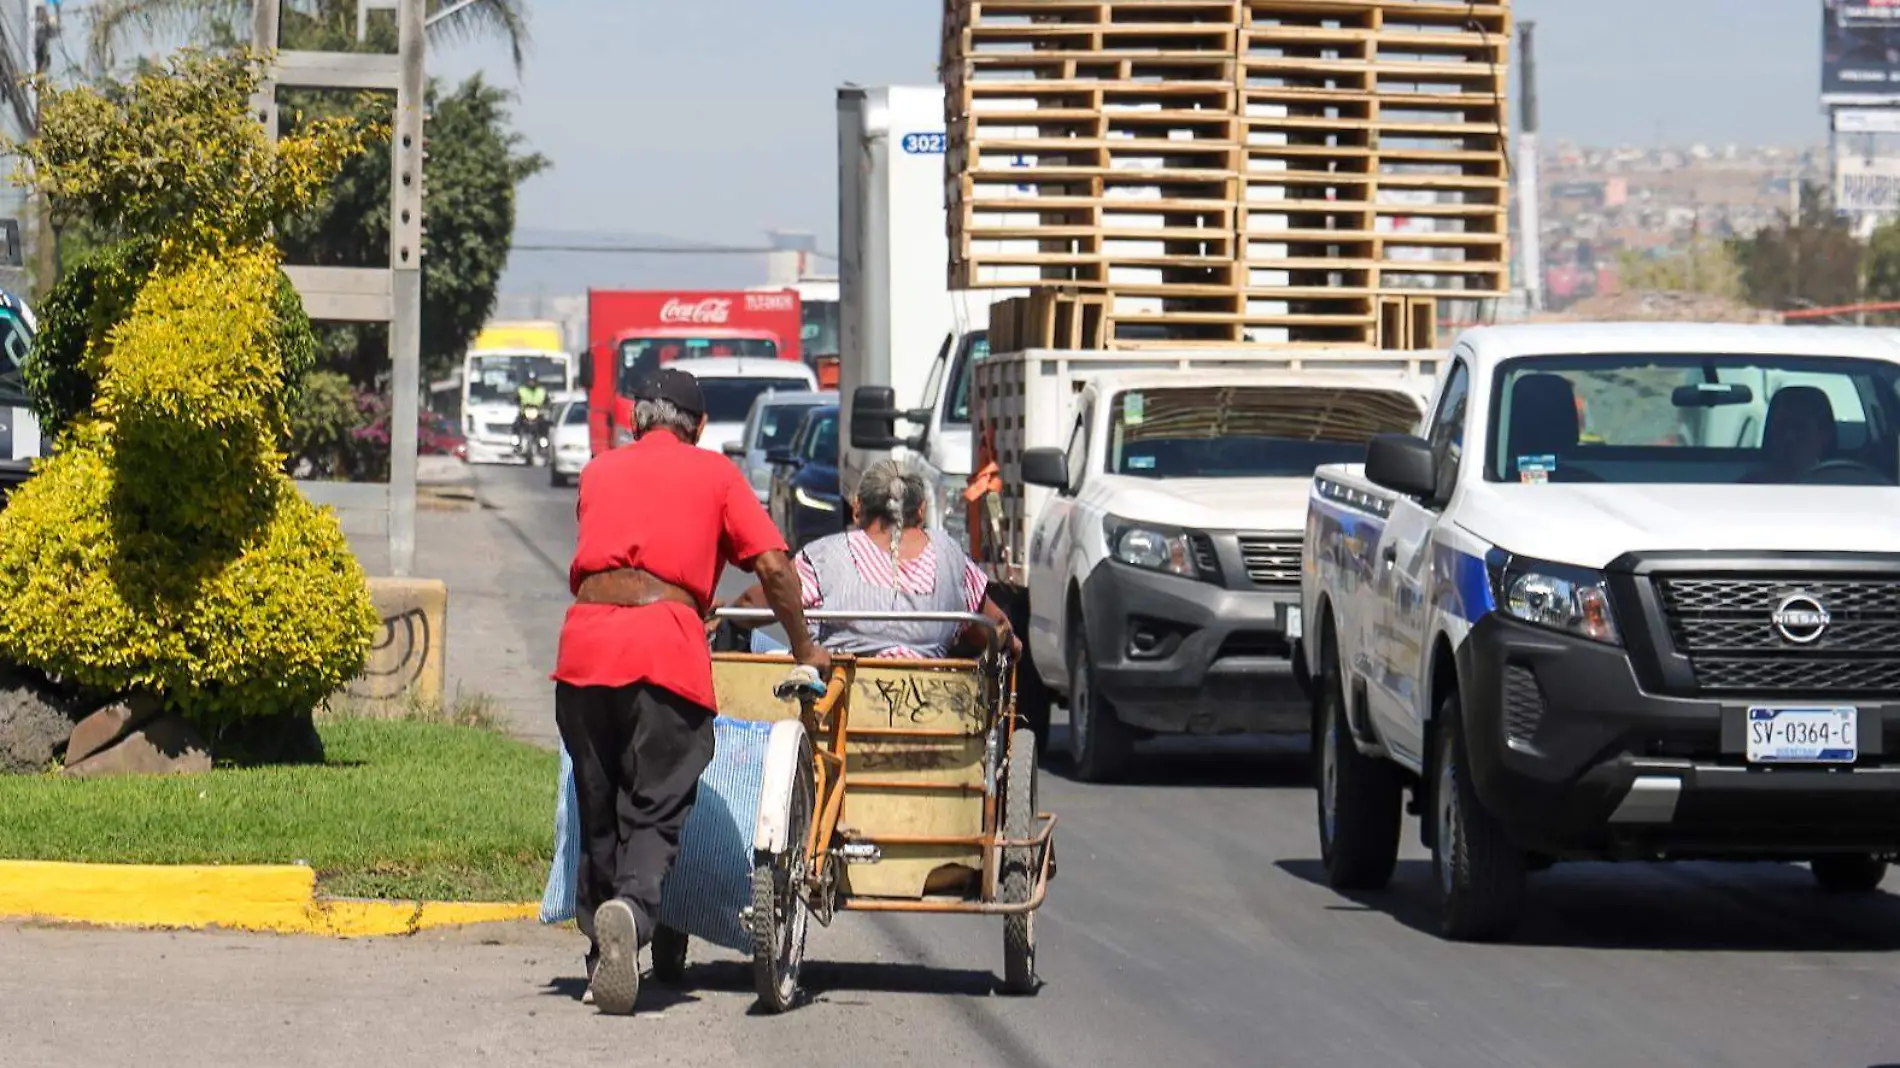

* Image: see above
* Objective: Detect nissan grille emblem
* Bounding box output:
[1770,593,1830,645]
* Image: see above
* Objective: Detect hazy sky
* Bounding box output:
[429,0,1825,249]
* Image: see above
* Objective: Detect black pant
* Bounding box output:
[555,681,716,950]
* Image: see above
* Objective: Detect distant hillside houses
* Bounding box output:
[1534,142,1826,311]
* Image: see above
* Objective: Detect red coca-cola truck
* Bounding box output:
[579,289,803,456]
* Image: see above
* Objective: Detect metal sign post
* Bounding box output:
[253,0,424,577]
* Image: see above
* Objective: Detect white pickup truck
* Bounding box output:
[951,346,1436,782]
[1301,322,1900,942]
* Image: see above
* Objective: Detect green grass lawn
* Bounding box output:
[0,713,559,902]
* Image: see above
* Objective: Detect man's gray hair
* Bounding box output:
[634,397,699,440]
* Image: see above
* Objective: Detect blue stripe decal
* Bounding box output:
[1432,544,1495,623]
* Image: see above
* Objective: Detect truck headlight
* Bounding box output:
[1497,556,1619,645]
[1105,516,1197,579]
[795,486,838,513]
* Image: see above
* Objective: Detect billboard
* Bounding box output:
[1835,155,1900,217]
[1836,106,1900,130]
[1823,0,1900,102]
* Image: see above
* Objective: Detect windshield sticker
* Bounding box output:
[1128,455,1156,471]
[1123,392,1145,425]
[1517,454,1556,485]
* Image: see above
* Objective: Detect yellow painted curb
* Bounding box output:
[0,860,538,937]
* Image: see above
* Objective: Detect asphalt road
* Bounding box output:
[10,461,1900,1068]
[476,463,1900,1068]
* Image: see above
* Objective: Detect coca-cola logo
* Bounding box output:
[660,298,731,324]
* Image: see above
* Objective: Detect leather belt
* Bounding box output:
[574,568,701,614]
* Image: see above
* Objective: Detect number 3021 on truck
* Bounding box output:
[1299,322,1900,942]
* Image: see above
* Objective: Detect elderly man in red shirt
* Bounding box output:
[555,367,828,1016]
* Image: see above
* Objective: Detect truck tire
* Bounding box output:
[1315,653,1402,891]
[1067,619,1133,783]
[1810,854,1889,894]
[1431,696,1527,942]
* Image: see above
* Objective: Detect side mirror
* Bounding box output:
[722,441,746,458]
[767,448,796,467]
[1364,433,1437,499]
[849,385,902,450]
[576,351,594,392]
[1021,447,1069,489]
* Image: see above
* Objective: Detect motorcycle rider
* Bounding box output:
[514,378,551,460]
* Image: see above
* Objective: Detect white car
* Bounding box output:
[1302,322,1900,943]
[549,398,590,487]
[665,357,819,458]
[726,389,836,505]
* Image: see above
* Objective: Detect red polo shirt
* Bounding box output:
[553,432,786,711]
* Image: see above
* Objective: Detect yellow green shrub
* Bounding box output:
[0,435,377,727]
[0,49,378,731]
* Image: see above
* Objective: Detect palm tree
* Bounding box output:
[84,0,531,76]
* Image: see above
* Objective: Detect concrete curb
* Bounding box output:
[0,860,537,937]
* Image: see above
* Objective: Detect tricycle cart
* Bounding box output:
[658,609,1057,1013]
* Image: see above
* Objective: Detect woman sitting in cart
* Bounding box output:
[720,458,1019,660]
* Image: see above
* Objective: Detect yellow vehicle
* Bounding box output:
[471,320,564,353]
[657,609,1057,1013]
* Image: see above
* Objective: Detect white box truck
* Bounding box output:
[835,85,1022,544]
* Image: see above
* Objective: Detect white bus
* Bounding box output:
[461,346,574,465]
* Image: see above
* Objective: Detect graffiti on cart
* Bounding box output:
[854,673,982,729]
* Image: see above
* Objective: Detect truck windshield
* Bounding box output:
[616,336,781,388]
[1106,386,1421,478]
[1486,353,1900,486]
[699,379,814,424]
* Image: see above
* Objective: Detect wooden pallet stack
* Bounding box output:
[942,0,1510,349]
[943,0,1248,343]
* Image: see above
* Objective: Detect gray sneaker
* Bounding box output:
[581,951,598,1005]
[590,900,640,1015]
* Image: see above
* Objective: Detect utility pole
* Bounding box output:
[1517,20,1543,312]
[32,2,55,294]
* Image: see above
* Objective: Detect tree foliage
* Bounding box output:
[1861,218,1900,321]
[0,51,377,733]
[85,0,533,76]
[276,56,548,383]
[1615,235,1745,301]
[1730,183,1866,313]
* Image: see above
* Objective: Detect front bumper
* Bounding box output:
[1079,561,1306,735]
[1457,612,1900,858]
[552,447,588,476]
[465,435,523,465]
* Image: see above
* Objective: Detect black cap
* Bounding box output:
[633,367,704,417]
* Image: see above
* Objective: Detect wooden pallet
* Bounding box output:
[988,291,1112,352]
[1375,294,1438,350]
[943,0,1513,339]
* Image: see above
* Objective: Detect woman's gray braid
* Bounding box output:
[855,458,931,576]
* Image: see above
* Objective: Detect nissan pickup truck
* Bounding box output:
[1301,322,1900,941]
[1001,359,1435,781]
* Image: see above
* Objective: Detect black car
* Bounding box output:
[767,404,841,551]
